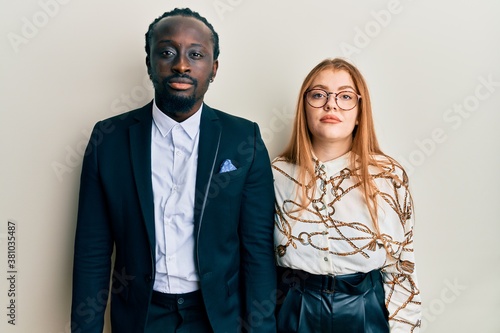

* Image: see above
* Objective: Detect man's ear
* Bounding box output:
[211,59,219,80]
[146,56,152,77]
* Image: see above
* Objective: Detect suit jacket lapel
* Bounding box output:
[194,105,221,227]
[129,102,155,247]
[127,103,220,254]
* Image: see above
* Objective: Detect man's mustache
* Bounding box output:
[163,74,197,86]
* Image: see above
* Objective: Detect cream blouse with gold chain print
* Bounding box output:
[272,152,421,332]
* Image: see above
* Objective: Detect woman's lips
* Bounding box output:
[320,115,341,123]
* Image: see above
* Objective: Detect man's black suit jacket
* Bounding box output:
[71,102,277,333]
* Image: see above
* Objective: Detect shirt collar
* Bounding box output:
[152,99,203,140]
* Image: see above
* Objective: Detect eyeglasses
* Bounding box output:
[304,89,361,111]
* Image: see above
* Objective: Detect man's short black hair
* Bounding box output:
[145,8,220,60]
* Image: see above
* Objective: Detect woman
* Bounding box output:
[273,58,421,332]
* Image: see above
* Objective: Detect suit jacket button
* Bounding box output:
[145,275,152,282]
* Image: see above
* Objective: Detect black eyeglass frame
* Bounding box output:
[304,88,362,111]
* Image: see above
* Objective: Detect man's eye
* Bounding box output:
[160,50,174,57]
[191,52,203,58]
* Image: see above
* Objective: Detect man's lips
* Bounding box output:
[167,78,194,90]
[320,115,341,123]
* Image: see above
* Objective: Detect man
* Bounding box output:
[71,8,277,333]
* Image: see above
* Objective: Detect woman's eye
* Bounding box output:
[311,91,326,99]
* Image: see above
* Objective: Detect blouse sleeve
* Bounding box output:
[380,166,422,332]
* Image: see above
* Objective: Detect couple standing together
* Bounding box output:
[71,7,421,333]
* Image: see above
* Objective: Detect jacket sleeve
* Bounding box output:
[71,121,114,333]
[238,123,277,333]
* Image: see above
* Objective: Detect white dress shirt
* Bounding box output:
[151,100,202,294]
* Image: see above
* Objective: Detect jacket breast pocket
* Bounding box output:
[211,164,249,196]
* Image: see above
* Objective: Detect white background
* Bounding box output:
[1,0,499,332]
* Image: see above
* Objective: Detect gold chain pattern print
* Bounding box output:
[272,153,421,332]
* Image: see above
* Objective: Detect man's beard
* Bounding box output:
[158,93,197,114]
[151,74,199,114]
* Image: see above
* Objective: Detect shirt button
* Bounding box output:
[177,298,184,305]
[324,257,329,261]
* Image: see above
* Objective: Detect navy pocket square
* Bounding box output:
[219,159,237,173]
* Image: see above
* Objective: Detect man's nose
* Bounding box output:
[172,54,190,74]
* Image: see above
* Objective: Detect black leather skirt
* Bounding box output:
[276,268,389,333]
